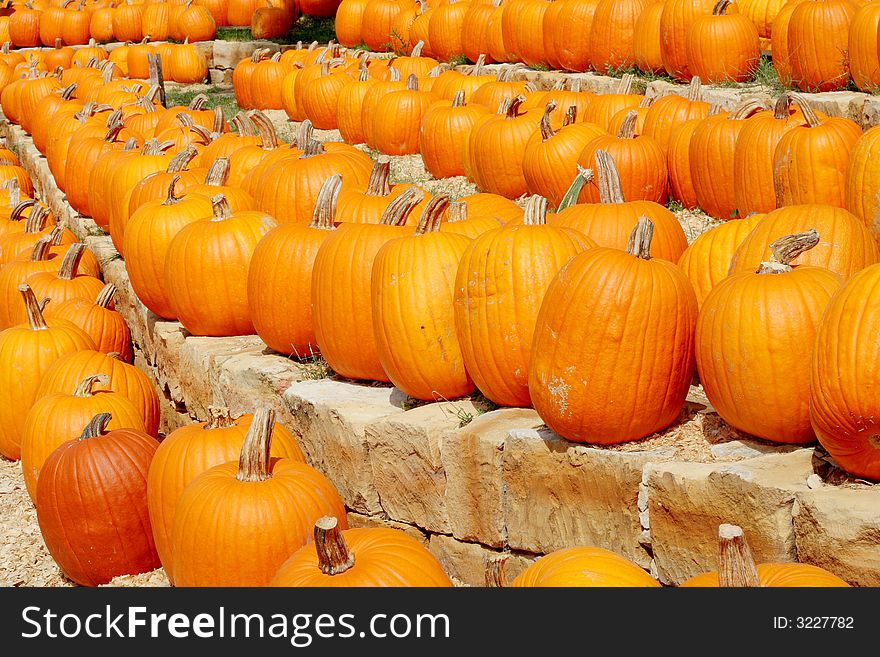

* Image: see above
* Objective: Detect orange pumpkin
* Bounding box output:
[511,547,660,586]
[43,283,132,362]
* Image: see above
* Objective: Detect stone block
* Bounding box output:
[428,534,537,587]
[212,40,279,69]
[366,400,480,534]
[346,512,429,547]
[503,427,673,567]
[283,379,404,514]
[443,408,543,547]
[647,449,814,585]
[793,486,880,586]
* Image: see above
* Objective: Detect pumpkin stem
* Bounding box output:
[249,110,279,150]
[388,66,401,82]
[314,516,355,575]
[232,112,257,136]
[211,108,224,135]
[162,176,183,205]
[302,139,326,157]
[594,149,626,204]
[49,222,67,247]
[772,92,793,120]
[188,94,208,111]
[616,110,639,139]
[626,216,655,260]
[717,524,761,587]
[540,100,558,140]
[357,67,369,83]
[124,138,140,151]
[380,187,425,226]
[79,412,112,440]
[176,112,196,129]
[757,229,819,274]
[558,165,594,211]
[236,408,275,483]
[210,194,232,221]
[789,93,821,127]
[204,157,231,186]
[522,195,548,226]
[712,0,731,15]
[411,40,425,58]
[505,95,526,119]
[95,283,117,309]
[20,284,48,331]
[485,555,508,587]
[562,105,577,127]
[310,175,342,230]
[730,99,767,120]
[687,76,702,102]
[414,194,449,234]
[366,161,392,197]
[295,119,315,149]
[61,83,77,100]
[451,89,466,108]
[405,73,419,91]
[30,235,53,262]
[616,73,634,95]
[57,243,87,281]
[166,146,198,173]
[472,53,486,76]
[9,199,35,222]
[73,374,110,398]
[204,406,236,430]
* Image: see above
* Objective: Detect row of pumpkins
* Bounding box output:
[0,0,338,48]
[0,47,878,482]
[339,0,880,94]
[234,44,880,225]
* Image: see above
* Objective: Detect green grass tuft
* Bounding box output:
[215,16,336,45]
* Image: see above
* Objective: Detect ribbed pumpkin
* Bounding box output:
[580,74,643,133]
[786,0,857,92]
[729,204,880,279]
[677,214,763,309]
[440,201,504,238]
[271,516,453,586]
[523,101,606,208]
[467,95,541,199]
[371,74,437,156]
[553,151,687,262]
[811,262,880,480]
[511,546,660,586]
[589,0,648,74]
[429,0,469,61]
[849,1,880,92]
[170,409,347,587]
[301,62,353,131]
[64,123,128,218]
[633,0,666,74]
[336,67,377,145]
[35,413,159,586]
[169,40,210,84]
[248,175,339,357]
[454,195,590,407]
[359,66,405,149]
[690,100,766,220]
[312,189,424,382]
[177,1,218,41]
[371,195,474,400]
[142,0,171,40]
[641,77,710,154]
[462,1,497,63]
[113,0,145,42]
[0,284,96,460]
[666,113,705,209]
[773,95,862,208]
[659,0,717,80]
[225,113,281,187]
[682,524,851,587]
[126,147,205,220]
[147,406,305,582]
[43,283,132,362]
[469,64,534,111]
[36,350,160,437]
[697,230,843,443]
[335,0,367,46]
[845,125,880,242]
[9,2,42,48]
[361,0,403,51]
[0,205,71,267]
[733,93,810,216]
[686,0,760,83]
[165,195,276,337]
[529,217,698,444]
[184,157,255,213]
[554,0,601,72]
[420,90,489,179]
[21,374,145,501]
[578,110,668,204]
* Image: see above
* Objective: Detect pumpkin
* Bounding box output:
[686,0,760,83]
[21,374,145,501]
[454,195,590,407]
[529,217,698,444]
[659,0,717,80]
[127,146,205,219]
[36,350,160,437]
[666,113,706,210]
[271,516,453,586]
[371,195,474,400]
[733,93,809,216]
[335,0,367,46]
[773,94,862,208]
[43,283,132,362]
[0,205,71,267]
[89,7,116,42]
[248,175,339,358]
[430,55,496,100]
[361,0,403,51]
[848,1,880,92]
[147,406,305,581]
[371,74,437,155]
[697,230,843,443]
[730,204,880,280]
[336,67,377,145]
[786,0,857,92]
[9,2,42,48]
[169,40,209,84]
[335,161,416,225]
[64,122,128,218]
[845,125,880,242]
[35,413,160,586]
[195,0,229,26]
[30,83,79,156]
[462,0,497,63]
[170,409,347,587]
[588,0,647,74]
[184,157,255,213]
[312,188,424,382]
[511,546,660,586]
[523,101,606,208]
[470,64,535,111]
[677,213,763,309]
[165,195,276,337]
[440,200,504,238]
[641,77,710,154]
[420,89,490,179]
[428,0,469,62]
[553,150,687,261]
[580,73,642,132]
[359,66,406,149]
[300,61,352,131]
[682,524,850,586]
[142,0,171,40]
[113,0,145,43]
[690,100,766,220]
[0,284,96,460]
[633,0,665,74]
[178,0,218,41]
[810,263,880,480]
[578,109,668,204]
[553,0,600,71]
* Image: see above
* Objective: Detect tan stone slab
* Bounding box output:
[442,408,543,548]
[346,512,429,547]
[646,449,814,585]
[428,534,537,587]
[502,427,673,567]
[365,400,479,535]
[793,486,880,586]
[211,40,279,69]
